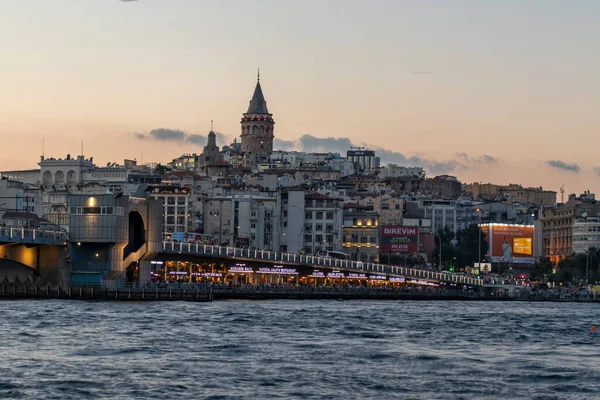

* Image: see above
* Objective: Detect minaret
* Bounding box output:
[240,70,275,167]
[200,124,222,171]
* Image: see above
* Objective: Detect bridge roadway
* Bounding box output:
[0,228,67,247]
[161,241,484,287]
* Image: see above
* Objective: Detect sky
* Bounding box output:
[1,0,599,196]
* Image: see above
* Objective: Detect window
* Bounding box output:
[315,224,323,231]
[305,212,312,220]
[304,234,312,242]
[283,210,288,217]
[251,211,257,217]
[251,223,256,229]
[326,224,333,232]
[326,235,333,243]
[304,224,312,233]
[326,211,334,219]
[280,245,287,252]
[316,212,323,219]
[315,235,323,243]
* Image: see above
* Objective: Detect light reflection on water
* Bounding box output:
[0,300,599,399]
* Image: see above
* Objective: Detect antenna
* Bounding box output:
[211,120,214,131]
[81,139,84,156]
[42,137,45,158]
[257,68,260,82]
[560,185,565,203]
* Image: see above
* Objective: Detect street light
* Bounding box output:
[434,233,442,269]
[476,208,482,264]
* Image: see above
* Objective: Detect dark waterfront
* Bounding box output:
[1,300,599,400]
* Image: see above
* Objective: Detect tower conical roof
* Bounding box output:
[246,81,269,114]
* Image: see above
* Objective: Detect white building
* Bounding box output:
[203,195,278,249]
[379,164,425,179]
[275,190,343,254]
[150,187,192,236]
[573,217,600,254]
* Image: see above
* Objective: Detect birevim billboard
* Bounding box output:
[481,223,534,264]
[380,226,419,254]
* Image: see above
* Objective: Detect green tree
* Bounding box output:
[154,163,171,175]
[434,226,459,268]
[531,257,553,281]
[455,224,489,267]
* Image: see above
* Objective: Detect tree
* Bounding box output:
[154,163,171,175]
[434,226,459,268]
[530,257,553,281]
[455,224,489,267]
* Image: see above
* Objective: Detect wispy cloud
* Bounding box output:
[593,167,600,176]
[546,160,581,173]
[134,128,228,147]
[271,134,498,175]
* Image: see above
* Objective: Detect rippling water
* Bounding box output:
[1,300,599,399]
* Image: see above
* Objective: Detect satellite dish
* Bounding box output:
[582,212,588,218]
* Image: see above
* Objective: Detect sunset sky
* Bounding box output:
[1,1,599,196]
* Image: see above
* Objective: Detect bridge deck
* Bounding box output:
[0,228,67,246]
[162,241,484,286]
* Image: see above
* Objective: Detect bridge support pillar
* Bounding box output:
[138,260,152,284]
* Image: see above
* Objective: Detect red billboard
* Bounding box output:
[380,226,419,254]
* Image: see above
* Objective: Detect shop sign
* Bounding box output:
[347,273,367,279]
[228,266,254,273]
[257,267,298,275]
[389,277,406,283]
[309,270,326,278]
[369,275,388,280]
[168,271,189,276]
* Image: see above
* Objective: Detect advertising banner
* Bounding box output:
[481,224,534,264]
[380,226,419,254]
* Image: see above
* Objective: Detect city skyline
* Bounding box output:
[2,1,599,195]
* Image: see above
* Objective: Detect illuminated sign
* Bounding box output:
[327,271,345,278]
[389,277,406,283]
[257,267,298,275]
[380,225,419,254]
[168,271,189,276]
[347,273,367,279]
[309,270,326,278]
[228,266,253,273]
[369,275,388,280]
[190,272,223,277]
[481,224,534,264]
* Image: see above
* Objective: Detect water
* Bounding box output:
[0,300,599,400]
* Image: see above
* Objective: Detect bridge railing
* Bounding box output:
[0,227,67,243]
[162,241,483,286]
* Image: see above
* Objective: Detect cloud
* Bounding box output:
[149,128,186,142]
[546,160,581,173]
[297,135,353,153]
[455,153,498,167]
[134,128,229,147]
[273,138,297,150]
[186,134,207,146]
[269,134,497,175]
[593,167,600,176]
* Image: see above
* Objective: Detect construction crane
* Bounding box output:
[560,185,565,203]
